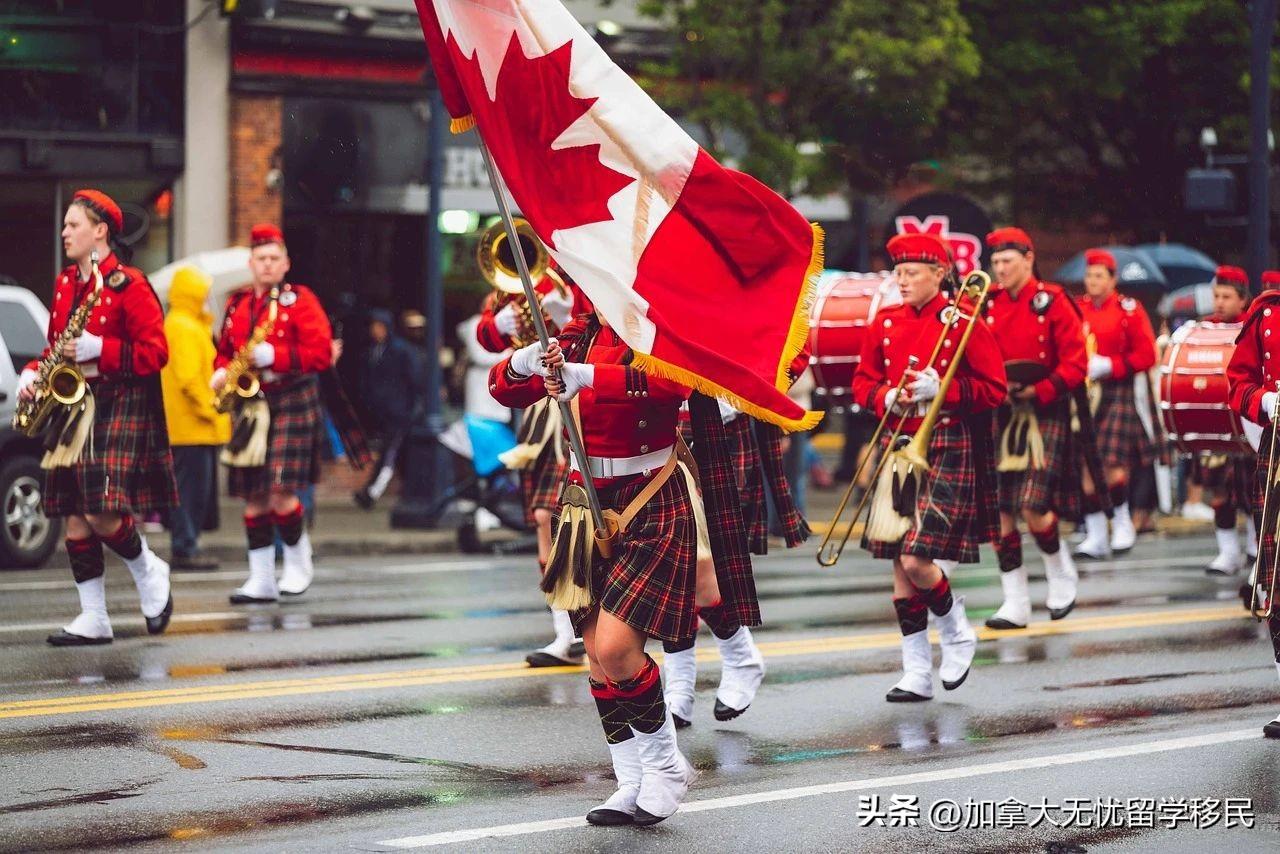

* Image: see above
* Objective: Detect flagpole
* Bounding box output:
[476,139,607,531]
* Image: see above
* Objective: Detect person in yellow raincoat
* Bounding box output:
[161,266,231,569]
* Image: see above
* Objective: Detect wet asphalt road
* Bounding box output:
[1,533,1278,853]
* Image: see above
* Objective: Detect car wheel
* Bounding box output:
[0,455,60,568]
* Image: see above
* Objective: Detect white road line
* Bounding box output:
[376,728,1257,849]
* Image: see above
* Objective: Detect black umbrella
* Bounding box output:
[1135,243,1217,290]
[1053,246,1168,291]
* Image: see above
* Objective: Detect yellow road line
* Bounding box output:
[0,605,1249,720]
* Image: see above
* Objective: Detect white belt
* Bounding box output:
[571,445,674,479]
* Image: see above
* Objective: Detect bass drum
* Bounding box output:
[1158,320,1258,455]
[808,272,901,411]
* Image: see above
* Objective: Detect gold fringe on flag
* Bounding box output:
[776,223,825,390]
[450,115,476,134]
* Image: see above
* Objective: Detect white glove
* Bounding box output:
[883,387,901,413]
[17,368,38,396]
[252,341,275,369]
[906,367,940,403]
[1088,354,1113,381]
[494,303,520,337]
[74,332,103,363]
[509,341,547,378]
[210,367,228,391]
[542,289,574,329]
[552,362,594,402]
[1263,391,1279,420]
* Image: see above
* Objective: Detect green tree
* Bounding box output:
[632,0,980,198]
[948,0,1258,249]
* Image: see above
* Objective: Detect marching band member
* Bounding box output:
[214,224,332,604]
[1074,249,1158,559]
[663,384,808,727]
[23,190,177,645]
[852,233,1006,702]
[1226,283,1280,738]
[1264,271,1280,291]
[490,307,718,825]
[1198,266,1255,575]
[983,228,1087,627]
[478,264,591,667]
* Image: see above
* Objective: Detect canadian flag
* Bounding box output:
[415,0,822,431]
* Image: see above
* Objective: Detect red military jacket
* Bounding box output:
[984,277,1086,406]
[28,252,168,381]
[476,279,594,354]
[216,282,332,386]
[1227,291,1280,424]
[1077,291,1157,381]
[851,290,1007,433]
[489,316,688,460]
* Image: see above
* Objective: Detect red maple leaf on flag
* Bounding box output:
[449,35,635,244]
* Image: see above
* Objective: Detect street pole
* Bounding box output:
[1247,0,1276,290]
[391,86,450,528]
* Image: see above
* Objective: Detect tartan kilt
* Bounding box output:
[521,443,568,526]
[863,419,993,563]
[569,468,698,643]
[726,415,768,553]
[1095,379,1156,469]
[995,398,1081,518]
[226,376,323,499]
[44,378,177,517]
[1196,454,1257,515]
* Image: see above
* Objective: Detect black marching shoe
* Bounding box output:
[146,593,174,635]
[713,699,748,721]
[885,687,931,703]
[586,807,635,827]
[672,714,692,729]
[353,489,375,510]
[1264,717,1280,739]
[46,630,111,647]
[1048,599,1076,621]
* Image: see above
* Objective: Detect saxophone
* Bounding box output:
[214,286,279,414]
[14,252,103,437]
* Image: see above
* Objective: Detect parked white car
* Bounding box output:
[0,282,61,568]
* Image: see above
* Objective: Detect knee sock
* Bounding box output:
[663,636,696,654]
[272,504,305,547]
[921,573,954,617]
[893,595,928,636]
[101,515,142,561]
[245,513,274,551]
[1030,516,1061,554]
[67,537,104,583]
[589,678,635,744]
[996,531,1023,572]
[1214,504,1236,531]
[612,656,667,734]
[1108,482,1128,511]
[697,599,741,640]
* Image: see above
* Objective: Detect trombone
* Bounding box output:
[477,217,569,347]
[1252,381,1280,619]
[816,270,993,567]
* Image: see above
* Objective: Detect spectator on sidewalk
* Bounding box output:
[354,309,424,509]
[161,266,230,570]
